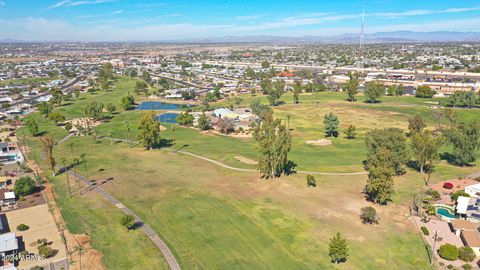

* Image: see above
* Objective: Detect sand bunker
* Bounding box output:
[305,139,332,146]
[234,155,258,164]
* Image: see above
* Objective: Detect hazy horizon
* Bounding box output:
[1,0,480,41]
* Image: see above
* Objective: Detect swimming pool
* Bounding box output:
[137,101,188,110]
[155,113,179,124]
[436,206,456,219]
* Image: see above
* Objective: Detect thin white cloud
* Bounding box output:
[370,5,480,18]
[48,0,113,10]
[235,15,262,20]
[77,9,123,19]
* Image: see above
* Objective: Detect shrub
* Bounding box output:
[306,175,316,187]
[120,214,136,230]
[451,190,470,201]
[37,238,48,246]
[19,250,29,258]
[458,246,476,262]
[360,206,378,225]
[17,224,30,231]
[14,176,36,196]
[426,189,441,200]
[38,245,54,258]
[421,226,429,236]
[462,264,472,270]
[438,243,459,261]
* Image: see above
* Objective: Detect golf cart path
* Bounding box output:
[58,134,368,176]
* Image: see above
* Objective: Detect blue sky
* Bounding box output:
[0,0,479,41]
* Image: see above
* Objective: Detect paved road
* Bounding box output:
[58,165,182,270]
[1,75,84,112]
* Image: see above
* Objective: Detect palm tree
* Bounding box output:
[80,153,89,182]
[108,130,114,145]
[40,136,55,177]
[123,121,132,148]
[60,157,71,197]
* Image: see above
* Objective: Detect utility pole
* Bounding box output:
[431,230,438,266]
[359,4,365,70]
[62,159,72,198]
[172,126,176,152]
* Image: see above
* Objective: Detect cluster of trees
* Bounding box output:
[134,81,149,96]
[253,111,292,179]
[83,101,104,120]
[138,112,161,150]
[197,113,211,130]
[365,111,480,204]
[176,112,194,126]
[202,88,222,109]
[259,79,285,106]
[446,91,479,108]
[121,93,135,110]
[323,112,356,139]
[364,128,409,204]
[415,85,436,98]
[98,63,114,91]
[364,81,384,103]
[25,119,39,136]
[386,84,404,96]
[181,90,197,100]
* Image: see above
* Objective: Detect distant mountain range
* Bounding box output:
[1,31,480,44]
[182,31,480,44]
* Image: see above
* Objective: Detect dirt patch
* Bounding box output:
[24,147,105,270]
[160,125,167,131]
[234,155,258,165]
[67,118,103,135]
[305,139,332,146]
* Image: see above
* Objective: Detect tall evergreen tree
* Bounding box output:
[328,232,349,263]
[323,112,340,137]
[344,72,359,102]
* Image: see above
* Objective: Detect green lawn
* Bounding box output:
[21,76,480,270]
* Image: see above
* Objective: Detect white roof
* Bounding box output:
[213,108,232,117]
[0,264,17,270]
[0,233,18,253]
[457,196,471,214]
[466,183,480,192]
[4,192,15,200]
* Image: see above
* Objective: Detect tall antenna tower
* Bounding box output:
[359,7,365,69]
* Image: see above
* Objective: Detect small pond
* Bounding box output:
[155,113,179,124]
[137,101,188,110]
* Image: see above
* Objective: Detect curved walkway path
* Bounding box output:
[53,135,181,270]
[175,149,368,176]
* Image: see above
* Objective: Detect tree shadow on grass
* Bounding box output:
[440,152,475,167]
[154,138,173,149]
[284,160,297,176]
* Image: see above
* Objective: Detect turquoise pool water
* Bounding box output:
[436,207,456,218]
[137,101,188,110]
